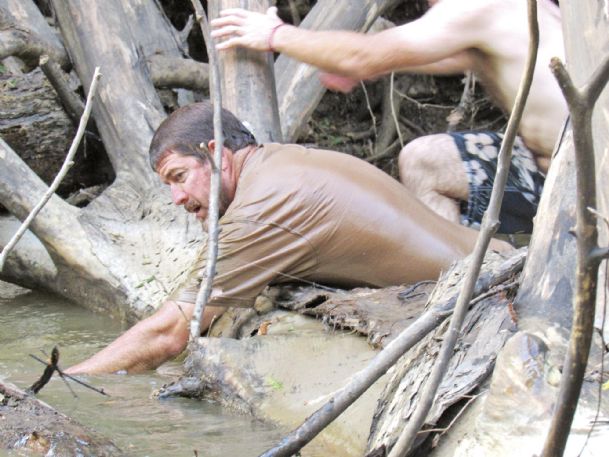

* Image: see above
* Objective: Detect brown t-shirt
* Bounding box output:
[174,143,477,307]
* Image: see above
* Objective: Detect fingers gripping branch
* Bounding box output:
[210,7,284,52]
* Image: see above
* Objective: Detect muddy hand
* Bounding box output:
[211,6,284,52]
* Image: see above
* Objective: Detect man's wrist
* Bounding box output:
[268,22,288,53]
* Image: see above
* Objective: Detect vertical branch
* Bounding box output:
[540,53,609,457]
[0,66,101,272]
[387,1,540,456]
[189,0,224,341]
[390,72,403,148]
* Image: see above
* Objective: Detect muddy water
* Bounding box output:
[0,282,283,456]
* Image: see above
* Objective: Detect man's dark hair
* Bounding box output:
[149,101,257,170]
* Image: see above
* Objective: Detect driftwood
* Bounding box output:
[39,55,86,124]
[0,68,111,197]
[367,282,517,456]
[0,381,121,456]
[148,54,210,92]
[0,2,69,70]
[0,0,207,320]
[0,67,100,271]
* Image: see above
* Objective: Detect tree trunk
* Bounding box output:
[275,0,403,141]
[0,0,69,71]
[0,0,205,322]
[209,0,282,143]
[0,381,122,456]
[515,0,609,340]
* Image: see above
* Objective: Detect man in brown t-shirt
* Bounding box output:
[66,102,510,375]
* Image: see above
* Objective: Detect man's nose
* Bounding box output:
[170,185,188,205]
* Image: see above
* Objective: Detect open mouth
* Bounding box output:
[185,201,202,216]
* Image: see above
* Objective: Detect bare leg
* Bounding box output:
[398,134,469,224]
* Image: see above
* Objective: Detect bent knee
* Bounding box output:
[399,135,459,188]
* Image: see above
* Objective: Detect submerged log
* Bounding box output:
[0,381,122,456]
[155,250,523,456]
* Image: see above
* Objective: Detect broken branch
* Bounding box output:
[148,55,210,92]
[540,39,609,457]
[188,0,224,342]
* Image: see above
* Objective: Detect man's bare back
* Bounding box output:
[449,0,565,168]
[211,0,566,232]
[211,0,565,168]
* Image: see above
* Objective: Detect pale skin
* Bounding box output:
[210,0,567,223]
[65,142,257,375]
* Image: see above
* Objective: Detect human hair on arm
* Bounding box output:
[211,0,487,81]
[64,302,225,375]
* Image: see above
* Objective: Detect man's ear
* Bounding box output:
[206,140,216,156]
[207,140,232,169]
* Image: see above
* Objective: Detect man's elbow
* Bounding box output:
[161,330,189,360]
[147,300,192,364]
[336,53,378,81]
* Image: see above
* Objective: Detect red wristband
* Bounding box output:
[268,23,287,53]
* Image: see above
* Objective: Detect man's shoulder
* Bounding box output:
[251,143,355,175]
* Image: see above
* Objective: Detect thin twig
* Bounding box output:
[540,43,609,457]
[0,67,101,272]
[360,81,378,143]
[447,71,474,132]
[188,0,224,342]
[29,352,108,396]
[389,72,403,148]
[388,1,539,456]
[365,138,401,163]
[576,261,608,457]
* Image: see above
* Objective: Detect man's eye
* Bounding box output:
[174,171,186,182]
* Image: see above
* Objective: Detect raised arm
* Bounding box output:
[210,2,486,81]
[65,301,225,375]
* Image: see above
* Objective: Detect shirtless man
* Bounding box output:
[210,0,567,233]
[66,101,510,375]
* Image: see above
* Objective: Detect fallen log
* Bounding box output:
[0,67,112,197]
[0,381,122,456]
[156,250,525,457]
[0,2,69,70]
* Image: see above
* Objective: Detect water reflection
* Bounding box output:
[0,282,283,456]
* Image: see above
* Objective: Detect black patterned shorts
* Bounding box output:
[450,131,545,234]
